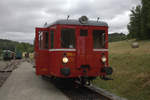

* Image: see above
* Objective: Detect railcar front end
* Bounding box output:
[34,16,113,84]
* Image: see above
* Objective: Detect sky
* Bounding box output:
[0,0,140,44]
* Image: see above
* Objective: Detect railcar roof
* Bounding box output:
[45,19,108,27]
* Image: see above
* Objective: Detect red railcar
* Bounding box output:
[34,16,113,84]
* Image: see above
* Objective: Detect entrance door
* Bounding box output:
[35,28,49,75]
[76,27,93,68]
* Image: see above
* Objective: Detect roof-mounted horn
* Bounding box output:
[79,16,88,24]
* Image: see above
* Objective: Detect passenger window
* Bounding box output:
[45,32,49,49]
[61,28,75,48]
[80,30,88,36]
[93,30,105,48]
[38,31,49,49]
[50,30,54,48]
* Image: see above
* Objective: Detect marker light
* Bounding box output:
[62,57,69,64]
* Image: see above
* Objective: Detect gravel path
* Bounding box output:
[0,62,67,100]
[0,60,22,87]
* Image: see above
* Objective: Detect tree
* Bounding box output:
[0,39,33,53]
[141,0,150,39]
[128,5,142,40]
[128,0,150,40]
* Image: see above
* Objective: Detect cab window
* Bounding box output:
[93,30,105,48]
[61,28,75,48]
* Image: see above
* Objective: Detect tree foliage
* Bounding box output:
[128,0,150,40]
[109,33,127,42]
[0,39,34,53]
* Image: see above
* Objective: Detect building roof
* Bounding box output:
[45,19,108,28]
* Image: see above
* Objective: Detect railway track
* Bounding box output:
[0,60,22,87]
[58,82,108,100]
[41,76,127,100]
[0,61,15,72]
[29,60,127,100]
[85,85,127,100]
[59,82,127,100]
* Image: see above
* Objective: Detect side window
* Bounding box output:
[45,32,49,49]
[80,29,88,36]
[38,31,49,49]
[50,30,54,48]
[93,30,105,48]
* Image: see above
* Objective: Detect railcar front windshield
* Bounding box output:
[93,30,105,48]
[61,28,76,48]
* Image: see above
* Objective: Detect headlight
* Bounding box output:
[62,57,69,64]
[101,56,107,63]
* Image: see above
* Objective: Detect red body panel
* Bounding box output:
[35,24,109,78]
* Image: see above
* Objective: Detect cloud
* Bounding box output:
[0,0,140,43]
[108,11,131,33]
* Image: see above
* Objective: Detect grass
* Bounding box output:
[93,40,150,100]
